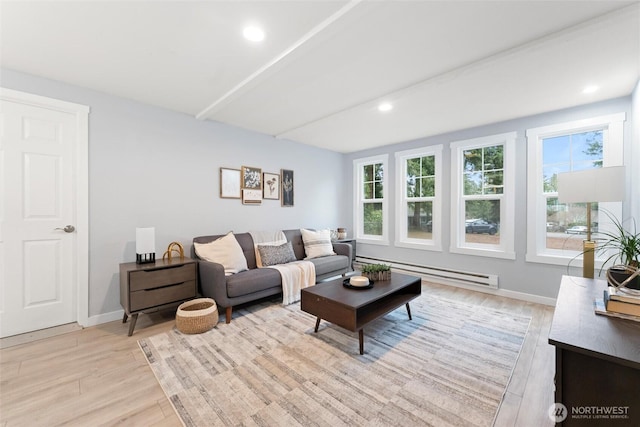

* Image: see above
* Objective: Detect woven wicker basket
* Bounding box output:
[176,298,218,334]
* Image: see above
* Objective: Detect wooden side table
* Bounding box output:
[548,275,640,425]
[119,257,197,336]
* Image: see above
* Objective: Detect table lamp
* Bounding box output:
[557,166,625,278]
[136,227,156,264]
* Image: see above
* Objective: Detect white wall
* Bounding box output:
[344,96,634,300]
[1,69,347,318]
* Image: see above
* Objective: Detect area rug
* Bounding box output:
[138,293,530,427]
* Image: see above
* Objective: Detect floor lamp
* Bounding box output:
[557,166,625,278]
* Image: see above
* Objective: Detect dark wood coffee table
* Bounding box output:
[300,272,421,354]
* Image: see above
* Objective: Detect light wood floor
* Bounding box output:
[0,282,556,427]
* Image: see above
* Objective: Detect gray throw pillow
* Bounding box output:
[257,242,297,266]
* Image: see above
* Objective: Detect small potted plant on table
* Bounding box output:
[361,263,391,281]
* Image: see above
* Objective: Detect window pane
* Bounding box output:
[464,200,500,244]
[571,131,602,165]
[363,203,383,235]
[363,164,373,182]
[422,156,435,175]
[483,171,503,194]
[464,148,482,172]
[543,164,570,193]
[375,163,384,180]
[545,197,594,251]
[420,177,435,197]
[543,135,570,165]
[542,130,603,192]
[406,176,417,197]
[406,155,436,199]
[464,172,482,195]
[407,157,421,175]
[374,182,383,198]
[407,201,433,240]
[363,182,373,199]
[484,145,503,169]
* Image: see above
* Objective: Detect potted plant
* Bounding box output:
[361,263,391,281]
[596,210,640,290]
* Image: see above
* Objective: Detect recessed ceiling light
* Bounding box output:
[582,85,599,94]
[378,102,393,112]
[243,25,265,42]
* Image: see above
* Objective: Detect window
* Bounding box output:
[526,113,625,266]
[354,155,388,244]
[450,132,516,259]
[395,145,443,250]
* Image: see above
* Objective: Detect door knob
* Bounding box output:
[54,225,75,233]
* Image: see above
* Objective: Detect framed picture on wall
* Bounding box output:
[263,172,280,200]
[241,166,262,190]
[281,169,294,207]
[242,189,262,205]
[219,167,241,199]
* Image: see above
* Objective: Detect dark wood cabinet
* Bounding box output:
[120,258,197,336]
[548,276,640,426]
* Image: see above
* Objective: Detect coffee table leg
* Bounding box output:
[314,317,321,333]
[359,329,364,355]
[406,303,412,320]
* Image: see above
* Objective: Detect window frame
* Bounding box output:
[395,145,443,251]
[450,132,517,259]
[353,154,389,245]
[526,113,625,266]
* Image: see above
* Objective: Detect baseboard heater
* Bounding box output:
[355,256,498,289]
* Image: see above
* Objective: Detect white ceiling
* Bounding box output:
[1,1,639,153]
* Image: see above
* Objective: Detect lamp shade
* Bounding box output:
[557,166,625,203]
[135,227,156,254]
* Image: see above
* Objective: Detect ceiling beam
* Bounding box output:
[196,0,362,121]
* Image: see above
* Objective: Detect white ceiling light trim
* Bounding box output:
[196,0,363,120]
[582,85,599,94]
[378,102,393,112]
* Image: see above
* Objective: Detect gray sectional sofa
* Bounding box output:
[192,229,352,323]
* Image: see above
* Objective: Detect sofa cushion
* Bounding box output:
[309,254,350,277]
[300,229,335,259]
[257,242,297,266]
[194,232,248,276]
[226,268,282,298]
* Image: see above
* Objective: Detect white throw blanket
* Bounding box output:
[249,230,316,305]
[268,261,315,305]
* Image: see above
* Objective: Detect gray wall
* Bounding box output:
[1,69,347,317]
[344,96,636,300]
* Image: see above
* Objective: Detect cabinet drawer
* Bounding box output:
[130,280,196,311]
[129,263,195,291]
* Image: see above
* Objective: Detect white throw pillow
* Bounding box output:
[300,228,336,259]
[194,232,248,276]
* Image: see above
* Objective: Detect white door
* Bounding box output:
[0,89,89,338]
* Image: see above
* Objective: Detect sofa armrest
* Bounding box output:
[197,260,231,307]
[332,242,352,260]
